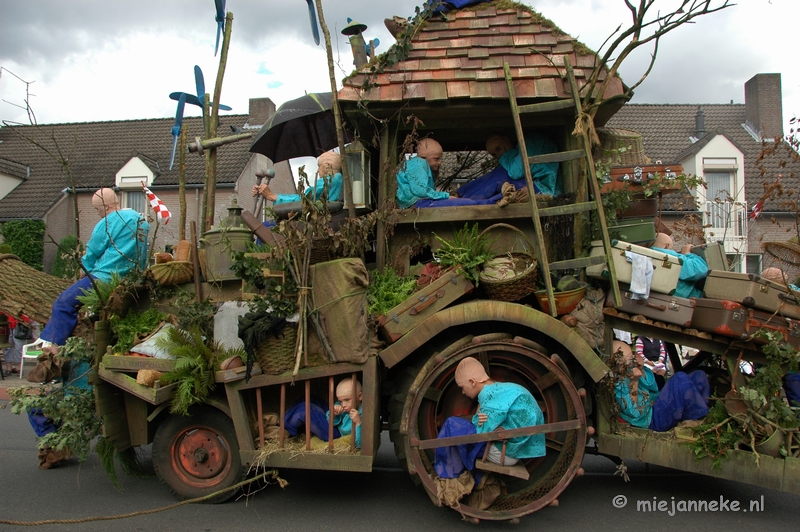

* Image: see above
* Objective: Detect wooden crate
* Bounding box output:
[98,363,176,405]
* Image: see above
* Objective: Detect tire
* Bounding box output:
[152,407,244,503]
[389,334,586,521]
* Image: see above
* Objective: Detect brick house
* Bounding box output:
[605,73,800,277]
[0,98,294,272]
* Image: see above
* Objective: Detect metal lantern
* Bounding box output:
[345,141,371,210]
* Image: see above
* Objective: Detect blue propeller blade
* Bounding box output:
[305,0,320,46]
[169,92,232,111]
[366,38,380,57]
[170,93,187,170]
[194,65,206,108]
[214,0,226,56]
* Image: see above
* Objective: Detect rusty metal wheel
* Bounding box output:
[153,407,244,503]
[393,335,586,521]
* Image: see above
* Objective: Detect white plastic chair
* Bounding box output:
[20,338,45,379]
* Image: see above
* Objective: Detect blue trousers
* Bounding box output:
[456,166,537,201]
[40,276,94,346]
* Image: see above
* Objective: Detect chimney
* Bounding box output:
[694,106,706,138]
[248,98,276,127]
[744,73,783,140]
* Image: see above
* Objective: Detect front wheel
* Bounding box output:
[152,407,244,503]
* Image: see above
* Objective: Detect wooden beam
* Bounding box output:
[526,149,586,165]
[518,99,575,114]
[412,419,582,450]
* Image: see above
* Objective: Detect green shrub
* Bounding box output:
[51,234,84,279]
[1,220,46,270]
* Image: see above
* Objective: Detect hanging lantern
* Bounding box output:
[345,140,372,210]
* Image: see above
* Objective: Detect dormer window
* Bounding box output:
[116,157,155,215]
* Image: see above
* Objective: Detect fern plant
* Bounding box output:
[433,223,495,285]
[156,327,244,416]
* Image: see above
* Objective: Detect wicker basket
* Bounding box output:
[150,261,193,286]
[763,241,800,267]
[478,223,538,302]
[256,324,298,375]
[594,128,651,166]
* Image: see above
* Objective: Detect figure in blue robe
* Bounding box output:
[476,382,546,459]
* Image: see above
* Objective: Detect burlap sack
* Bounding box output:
[307,258,370,364]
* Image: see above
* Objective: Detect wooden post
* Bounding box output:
[351,372,358,453]
[256,387,264,449]
[313,0,356,219]
[178,123,188,241]
[328,376,335,453]
[305,379,312,450]
[190,221,203,301]
[279,383,286,448]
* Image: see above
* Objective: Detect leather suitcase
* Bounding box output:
[586,239,683,295]
[691,298,800,348]
[606,217,656,246]
[616,283,695,327]
[378,269,474,343]
[691,242,729,271]
[600,164,683,194]
[703,271,800,320]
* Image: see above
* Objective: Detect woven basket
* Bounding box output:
[594,128,651,166]
[763,241,800,267]
[478,223,538,302]
[150,261,193,286]
[256,324,298,375]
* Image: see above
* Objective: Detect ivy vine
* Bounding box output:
[1,219,45,270]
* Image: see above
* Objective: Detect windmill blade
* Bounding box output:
[169,92,232,111]
[214,0,226,56]
[170,93,187,170]
[305,0,320,45]
[366,38,380,57]
[194,65,206,107]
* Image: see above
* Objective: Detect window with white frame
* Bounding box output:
[124,190,147,214]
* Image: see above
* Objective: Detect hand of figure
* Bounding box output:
[631,367,643,380]
[476,413,488,426]
[680,244,693,254]
[333,404,344,415]
[655,368,667,376]
[349,409,361,425]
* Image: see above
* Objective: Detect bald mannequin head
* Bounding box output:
[92,188,120,218]
[652,233,673,250]
[317,151,342,176]
[486,135,514,160]
[455,357,491,399]
[416,138,443,173]
[761,267,787,284]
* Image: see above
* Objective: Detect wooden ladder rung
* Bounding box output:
[549,255,607,271]
[517,99,574,114]
[527,149,586,165]
[474,459,531,480]
[537,201,597,217]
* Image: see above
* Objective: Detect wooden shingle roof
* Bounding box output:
[0,114,252,220]
[340,3,624,107]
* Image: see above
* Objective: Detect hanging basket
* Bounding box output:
[763,241,800,268]
[255,324,298,375]
[149,261,193,286]
[478,223,538,302]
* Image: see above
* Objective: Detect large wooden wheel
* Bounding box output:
[390,334,586,522]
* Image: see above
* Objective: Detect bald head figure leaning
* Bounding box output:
[40,188,149,353]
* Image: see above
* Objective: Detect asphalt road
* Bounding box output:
[1,404,799,532]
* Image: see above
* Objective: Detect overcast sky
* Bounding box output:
[1,0,797,136]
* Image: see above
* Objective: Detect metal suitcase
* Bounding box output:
[606,217,656,246]
[586,239,683,295]
[703,271,800,320]
[616,283,695,327]
[691,298,800,348]
[378,269,474,343]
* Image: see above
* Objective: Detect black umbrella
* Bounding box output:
[249,92,350,163]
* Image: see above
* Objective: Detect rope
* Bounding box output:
[572,110,600,147]
[0,469,286,526]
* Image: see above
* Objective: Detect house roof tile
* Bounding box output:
[340,0,623,106]
[606,104,800,211]
[0,113,253,219]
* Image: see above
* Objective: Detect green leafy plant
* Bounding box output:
[156,327,237,415]
[433,223,495,284]
[51,234,84,280]
[367,267,417,317]
[9,337,100,461]
[173,291,216,340]
[75,272,121,311]
[742,331,800,429]
[108,307,168,354]
[686,402,745,470]
[1,219,45,270]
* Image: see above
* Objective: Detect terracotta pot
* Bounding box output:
[535,282,587,316]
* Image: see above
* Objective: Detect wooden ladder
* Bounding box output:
[503,58,621,317]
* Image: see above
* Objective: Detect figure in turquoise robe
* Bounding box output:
[614,366,659,428]
[326,401,362,447]
[474,382,545,459]
[275,172,343,205]
[396,157,450,209]
[498,136,561,196]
